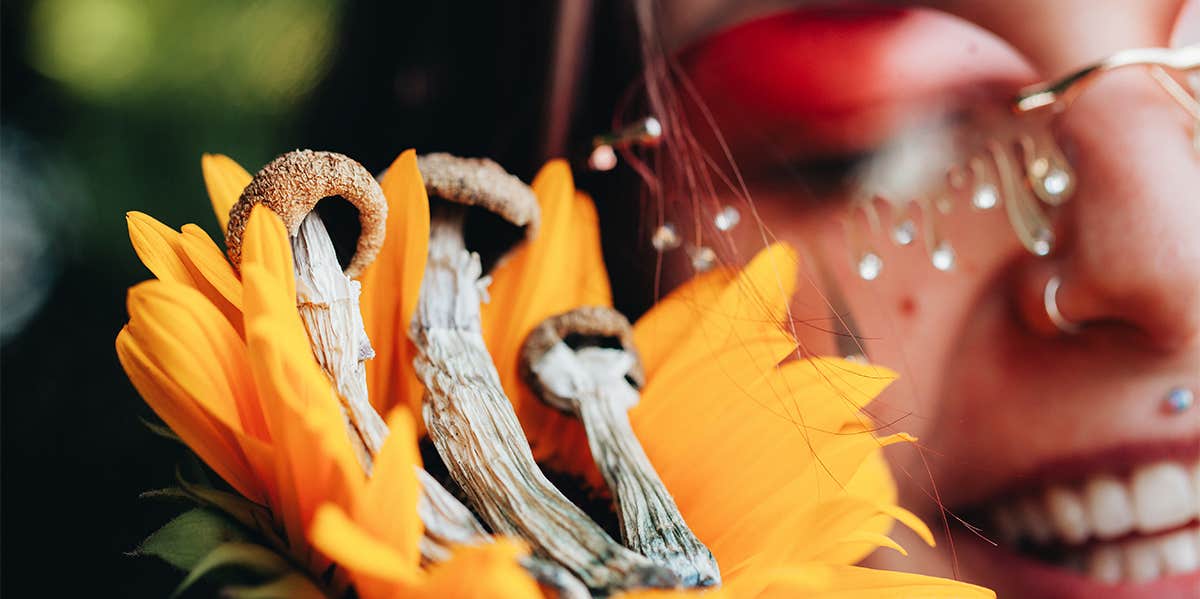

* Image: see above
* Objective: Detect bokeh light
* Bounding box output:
[28,0,340,110]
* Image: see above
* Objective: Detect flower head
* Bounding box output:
[118,150,993,598]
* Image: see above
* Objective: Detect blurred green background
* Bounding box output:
[0,1,655,594]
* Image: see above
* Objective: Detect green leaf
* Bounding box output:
[220,572,328,599]
[171,542,292,598]
[140,487,193,503]
[135,508,250,572]
[139,416,182,442]
[175,471,274,534]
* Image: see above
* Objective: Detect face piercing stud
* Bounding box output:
[1164,387,1195,414]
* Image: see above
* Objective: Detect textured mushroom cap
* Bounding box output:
[520,306,645,403]
[417,153,540,239]
[225,150,387,278]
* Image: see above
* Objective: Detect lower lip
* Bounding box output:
[954,527,1200,599]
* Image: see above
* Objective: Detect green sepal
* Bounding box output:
[141,469,287,553]
[170,542,302,598]
[134,508,250,572]
[139,416,182,443]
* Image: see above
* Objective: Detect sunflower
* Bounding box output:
[119,154,536,597]
[118,150,993,598]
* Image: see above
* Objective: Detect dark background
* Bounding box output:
[1,1,654,594]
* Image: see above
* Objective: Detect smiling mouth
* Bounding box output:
[974,457,1200,585]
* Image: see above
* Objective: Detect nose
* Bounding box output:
[1019,69,1200,352]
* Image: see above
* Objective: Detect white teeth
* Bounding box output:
[1085,475,1138,540]
[988,458,1200,585]
[1017,496,1054,544]
[1087,545,1122,584]
[1159,529,1199,574]
[1080,525,1200,585]
[1131,462,1197,533]
[1045,486,1090,544]
[1124,540,1163,583]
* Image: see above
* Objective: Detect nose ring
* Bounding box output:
[1044,276,1081,334]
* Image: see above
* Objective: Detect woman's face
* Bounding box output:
[661,1,1200,597]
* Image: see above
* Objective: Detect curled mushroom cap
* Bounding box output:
[416,153,539,272]
[225,150,387,278]
[417,153,539,235]
[520,306,645,409]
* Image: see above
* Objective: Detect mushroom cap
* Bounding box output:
[416,153,540,240]
[520,306,645,409]
[225,150,387,279]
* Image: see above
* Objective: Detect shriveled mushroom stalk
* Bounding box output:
[226,150,393,469]
[227,151,587,598]
[411,153,676,593]
[521,307,721,588]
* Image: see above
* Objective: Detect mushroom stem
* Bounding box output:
[291,212,480,538]
[574,376,720,587]
[412,203,675,592]
[522,309,720,587]
[292,212,387,466]
[292,211,588,596]
[230,150,589,594]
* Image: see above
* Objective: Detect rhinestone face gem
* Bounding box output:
[1165,387,1195,414]
[689,246,717,272]
[931,241,956,271]
[972,183,999,210]
[1042,168,1070,197]
[1031,227,1055,257]
[857,252,883,281]
[713,205,741,231]
[651,223,681,251]
[891,220,916,246]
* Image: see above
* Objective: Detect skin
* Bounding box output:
[656,1,1200,597]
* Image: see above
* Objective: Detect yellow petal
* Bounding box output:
[240,205,296,302]
[239,212,363,563]
[124,281,252,432]
[633,267,733,379]
[724,563,995,598]
[359,150,429,420]
[421,541,541,599]
[117,325,264,503]
[178,224,243,312]
[483,159,612,402]
[127,212,196,285]
[357,408,422,566]
[242,261,363,565]
[309,504,421,587]
[632,353,900,571]
[176,223,245,335]
[649,244,798,388]
[480,160,613,475]
[202,153,252,232]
